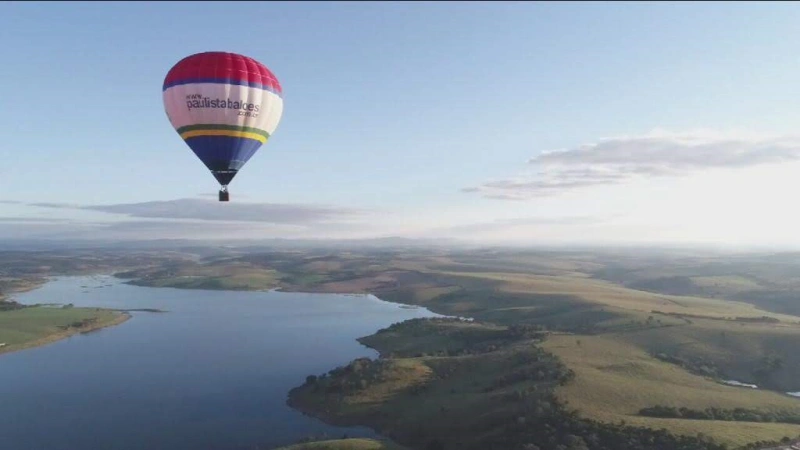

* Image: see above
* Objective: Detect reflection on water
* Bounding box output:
[0,275,441,450]
[722,380,759,389]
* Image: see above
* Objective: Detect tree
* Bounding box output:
[565,434,589,450]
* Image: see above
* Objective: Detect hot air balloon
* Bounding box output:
[162,51,284,201]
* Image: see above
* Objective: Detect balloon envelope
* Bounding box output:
[162,52,284,186]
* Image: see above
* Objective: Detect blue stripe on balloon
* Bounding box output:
[163,78,282,97]
[183,135,264,173]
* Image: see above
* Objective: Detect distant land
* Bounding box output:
[0,236,781,253]
[2,245,800,449]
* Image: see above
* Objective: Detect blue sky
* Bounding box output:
[4,2,800,246]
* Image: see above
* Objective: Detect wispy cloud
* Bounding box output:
[24,198,367,225]
[0,217,74,223]
[0,217,384,241]
[28,202,81,209]
[419,215,616,238]
[463,129,800,200]
[0,197,388,241]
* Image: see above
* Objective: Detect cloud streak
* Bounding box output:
[417,215,617,238]
[24,198,367,225]
[464,130,800,200]
[0,198,388,241]
[440,215,610,233]
[0,217,384,241]
[0,217,74,223]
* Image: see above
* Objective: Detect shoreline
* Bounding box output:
[0,277,48,302]
[4,273,403,449]
[1,277,133,357]
[0,311,131,357]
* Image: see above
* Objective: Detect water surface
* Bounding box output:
[0,275,439,450]
[722,380,758,389]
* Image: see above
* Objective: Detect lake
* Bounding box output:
[0,275,441,450]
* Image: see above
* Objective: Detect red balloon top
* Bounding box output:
[162,51,282,96]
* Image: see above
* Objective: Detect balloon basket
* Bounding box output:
[219,189,230,202]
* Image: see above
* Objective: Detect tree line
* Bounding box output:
[639,405,800,425]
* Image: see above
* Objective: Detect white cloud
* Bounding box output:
[464,129,800,200]
[0,218,388,241]
[0,217,73,223]
[24,198,368,225]
[421,215,612,235]
[0,198,385,241]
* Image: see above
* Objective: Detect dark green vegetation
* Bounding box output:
[5,247,800,449]
[290,318,770,450]
[638,405,800,424]
[113,308,167,313]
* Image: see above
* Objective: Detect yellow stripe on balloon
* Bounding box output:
[180,129,268,143]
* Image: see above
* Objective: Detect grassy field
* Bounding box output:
[610,318,800,392]
[0,305,129,355]
[254,249,800,449]
[289,319,575,450]
[123,263,282,291]
[273,438,408,450]
[291,317,794,450]
[290,357,435,421]
[542,334,800,446]
[430,270,799,323]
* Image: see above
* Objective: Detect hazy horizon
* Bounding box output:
[4,2,800,247]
